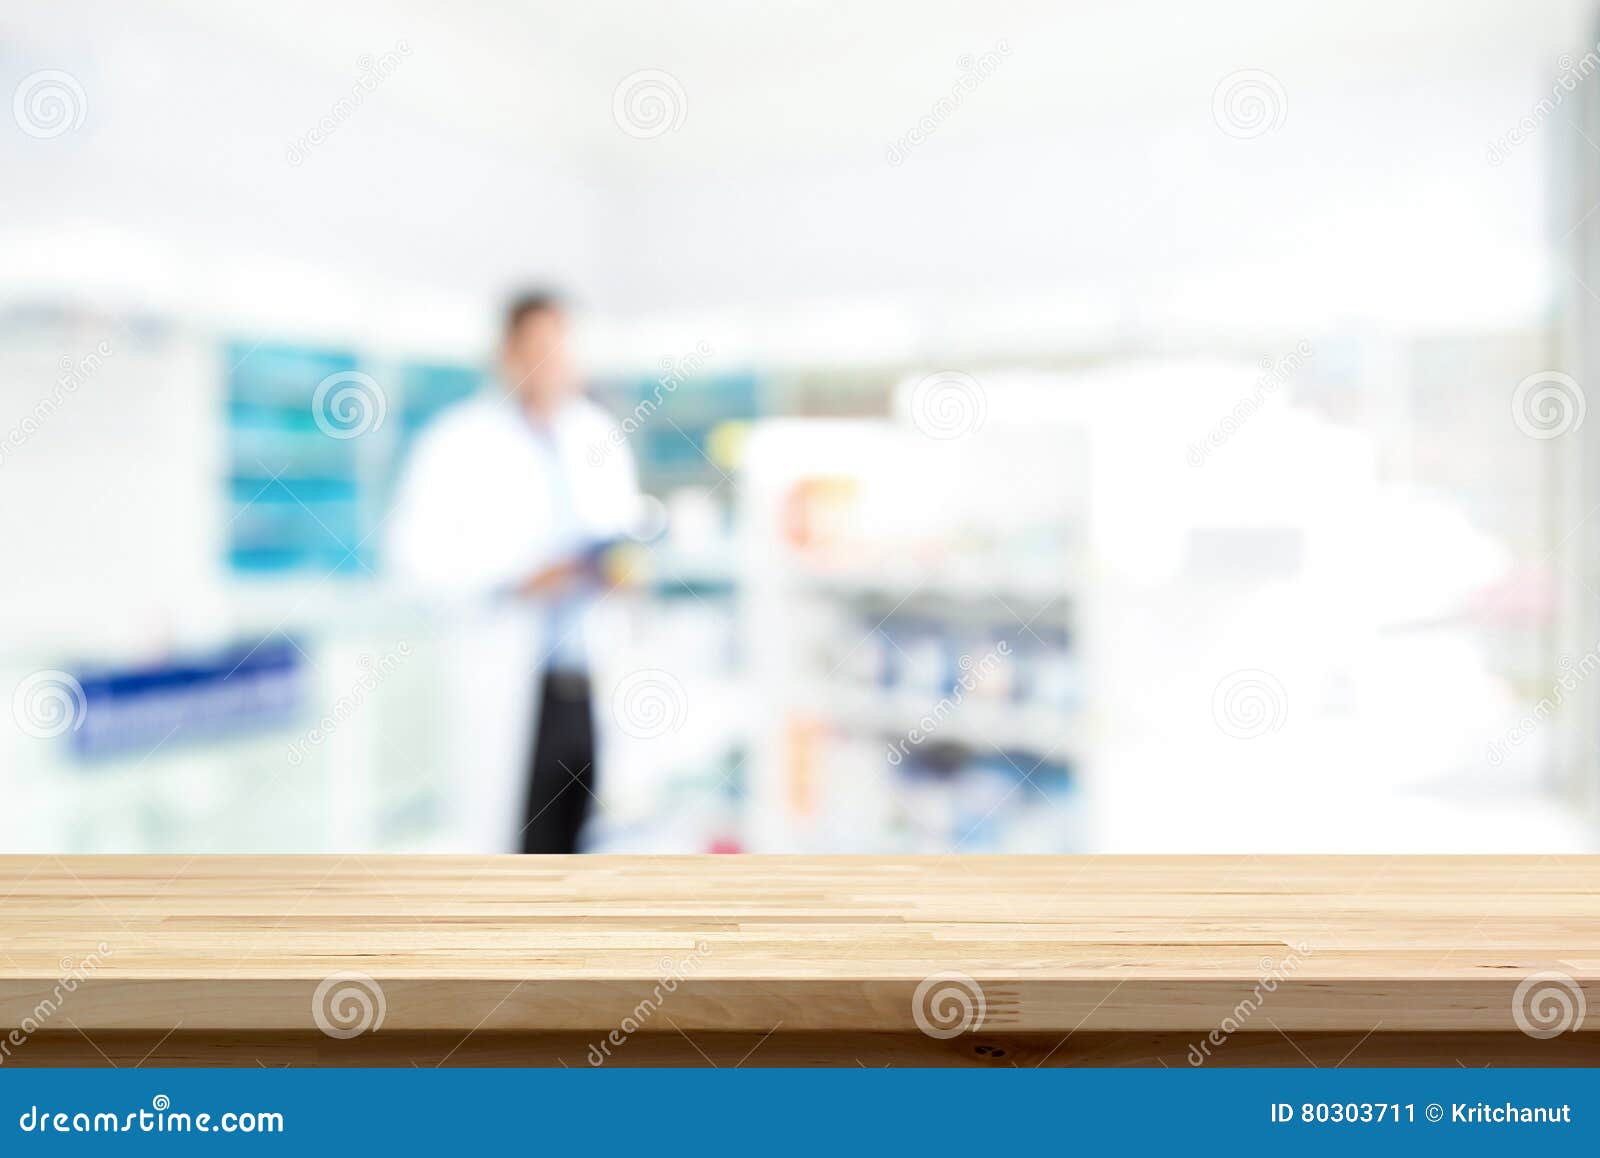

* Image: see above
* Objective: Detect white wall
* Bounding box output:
[0,321,227,660]
[0,0,1591,359]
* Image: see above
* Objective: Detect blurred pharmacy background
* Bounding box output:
[5,0,1600,854]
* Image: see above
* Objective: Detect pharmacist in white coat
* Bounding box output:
[386,291,641,852]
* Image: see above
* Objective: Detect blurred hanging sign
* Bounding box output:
[68,639,304,761]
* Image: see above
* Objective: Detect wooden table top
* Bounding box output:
[2,855,1597,1035]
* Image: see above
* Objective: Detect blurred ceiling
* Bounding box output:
[1,0,1595,345]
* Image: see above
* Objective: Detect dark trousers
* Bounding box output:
[520,672,595,854]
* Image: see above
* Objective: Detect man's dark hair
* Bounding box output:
[504,290,565,340]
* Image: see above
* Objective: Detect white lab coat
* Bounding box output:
[385,392,641,851]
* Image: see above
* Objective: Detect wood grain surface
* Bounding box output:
[2,855,1596,1047]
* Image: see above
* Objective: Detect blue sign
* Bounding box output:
[0,1067,1593,1155]
[69,640,303,760]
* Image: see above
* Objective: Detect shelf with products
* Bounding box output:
[800,594,1083,753]
[778,717,1086,854]
[798,684,1080,762]
[582,578,752,852]
[2,631,449,854]
[622,486,742,598]
[584,744,748,854]
[222,341,485,577]
[794,562,1075,619]
[741,403,1093,853]
[558,366,755,847]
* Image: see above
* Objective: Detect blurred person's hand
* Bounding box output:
[514,557,589,599]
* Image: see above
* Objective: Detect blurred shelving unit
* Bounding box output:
[223,341,483,576]
[589,369,767,489]
[580,365,772,852]
[738,386,1093,853]
[224,342,373,574]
